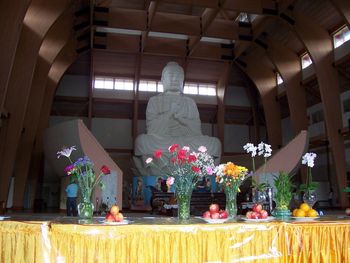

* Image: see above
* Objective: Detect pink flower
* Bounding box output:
[145,157,153,164]
[154,149,163,159]
[206,167,214,175]
[198,146,207,153]
[166,177,175,186]
[182,146,190,152]
[168,144,179,153]
[64,164,75,175]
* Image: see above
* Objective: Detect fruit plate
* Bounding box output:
[241,216,275,222]
[100,219,130,225]
[199,218,229,224]
[291,216,320,221]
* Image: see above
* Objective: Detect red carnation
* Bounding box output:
[154,149,163,159]
[188,154,197,163]
[168,144,180,153]
[177,149,187,160]
[101,165,110,175]
[191,166,200,173]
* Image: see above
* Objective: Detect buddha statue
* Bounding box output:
[133,62,221,176]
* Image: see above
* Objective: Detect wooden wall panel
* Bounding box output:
[293,12,349,207]
[0,0,31,113]
[13,12,74,209]
[29,44,77,208]
[0,0,71,204]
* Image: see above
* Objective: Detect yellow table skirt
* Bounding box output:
[1,220,350,262]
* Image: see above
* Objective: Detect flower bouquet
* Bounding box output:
[146,144,215,220]
[299,152,318,207]
[57,146,110,219]
[214,162,249,218]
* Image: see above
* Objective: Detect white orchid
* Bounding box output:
[57,146,76,159]
[145,157,153,164]
[302,152,317,168]
[300,152,318,193]
[243,143,257,157]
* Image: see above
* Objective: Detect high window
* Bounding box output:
[276,72,284,85]
[94,77,133,90]
[184,82,216,96]
[94,77,217,96]
[333,26,350,48]
[301,53,312,69]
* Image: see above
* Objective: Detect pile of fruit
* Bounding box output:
[105,205,124,222]
[245,204,269,219]
[202,204,228,219]
[292,203,319,217]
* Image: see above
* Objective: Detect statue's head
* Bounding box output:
[161,62,184,93]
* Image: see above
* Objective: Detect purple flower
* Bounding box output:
[206,166,214,175]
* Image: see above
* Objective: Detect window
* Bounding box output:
[311,110,324,124]
[94,77,133,90]
[276,72,283,85]
[333,26,350,48]
[301,53,312,69]
[138,80,163,92]
[184,83,216,96]
[115,78,133,90]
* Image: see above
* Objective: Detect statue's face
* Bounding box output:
[161,63,184,92]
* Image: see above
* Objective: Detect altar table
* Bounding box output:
[0,216,349,263]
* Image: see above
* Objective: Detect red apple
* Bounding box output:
[219,210,228,219]
[114,213,124,222]
[211,212,220,219]
[203,211,211,218]
[252,203,263,213]
[260,210,268,219]
[246,211,253,219]
[250,212,259,219]
[105,213,115,222]
[209,204,220,214]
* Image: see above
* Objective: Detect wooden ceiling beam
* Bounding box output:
[106,8,241,40]
[161,0,267,14]
[188,0,227,56]
[141,0,159,52]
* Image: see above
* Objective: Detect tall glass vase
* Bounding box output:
[224,186,238,218]
[175,182,193,221]
[77,189,94,220]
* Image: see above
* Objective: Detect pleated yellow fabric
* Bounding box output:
[0,221,46,263]
[1,220,350,262]
[48,221,350,263]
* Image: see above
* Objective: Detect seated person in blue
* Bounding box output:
[65,178,78,216]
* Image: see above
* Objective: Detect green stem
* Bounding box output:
[252,158,256,174]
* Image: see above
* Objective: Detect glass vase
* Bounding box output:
[224,186,238,218]
[78,191,94,220]
[175,184,193,221]
[252,190,267,204]
[303,191,317,208]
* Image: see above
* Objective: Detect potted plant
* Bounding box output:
[272,171,294,218]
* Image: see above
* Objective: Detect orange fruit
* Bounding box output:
[300,203,310,212]
[110,205,120,216]
[295,209,306,217]
[292,209,298,217]
[307,209,319,217]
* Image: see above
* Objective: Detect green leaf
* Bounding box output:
[343,187,350,193]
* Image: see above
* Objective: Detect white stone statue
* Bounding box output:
[133,62,221,175]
